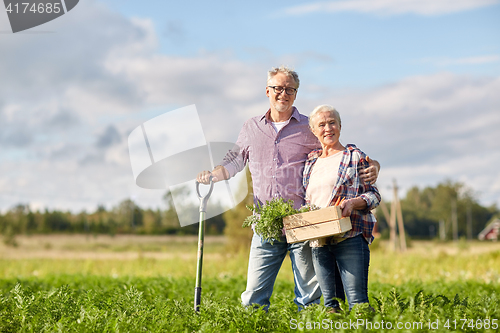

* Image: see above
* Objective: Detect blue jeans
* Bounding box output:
[241,233,321,311]
[311,235,370,310]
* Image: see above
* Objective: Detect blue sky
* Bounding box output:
[0,0,499,215]
[100,0,500,86]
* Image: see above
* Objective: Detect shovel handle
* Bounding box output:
[195,178,214,212]
[194,287,202,312]
[194,178,212,313]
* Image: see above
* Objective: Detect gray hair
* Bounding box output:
[267,65,300,88]
[309,105,341,129]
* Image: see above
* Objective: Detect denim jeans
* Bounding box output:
[241,233,321,311]
[311,235,370,310]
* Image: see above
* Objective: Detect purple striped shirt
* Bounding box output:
[221,107,321,209]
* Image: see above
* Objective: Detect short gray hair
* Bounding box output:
[267,65,300,88]
[309,105,341,128]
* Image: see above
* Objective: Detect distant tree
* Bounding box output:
[43,209,72,232]
[115,199,143,231]
[141,208,163,234]
[96,204,107,213]
[205,212,226,235]
[163,186,198,234]
[162,182,228,235]
[163,189,180,230]
[26,209,37,233]
[75,211,89,234]
[0,204,30,246]
[398,180,497,239]
[399,186,443,238]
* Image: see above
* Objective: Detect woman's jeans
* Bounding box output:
[241,233,321,311]
[311,235,370,310]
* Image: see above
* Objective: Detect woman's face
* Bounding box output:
[311,111,341,148]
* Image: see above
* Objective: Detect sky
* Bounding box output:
[0,0,499,216]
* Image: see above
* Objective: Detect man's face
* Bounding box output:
[266,73,298,114]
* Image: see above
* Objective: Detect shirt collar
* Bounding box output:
[260,106,300,123]
[307,148,323,161]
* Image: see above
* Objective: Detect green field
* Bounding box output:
[1,235,499,332]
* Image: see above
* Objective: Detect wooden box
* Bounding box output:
[283,206,352,243]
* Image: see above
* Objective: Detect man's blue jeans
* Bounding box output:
[241,233,321,311]
[311,235,370,310]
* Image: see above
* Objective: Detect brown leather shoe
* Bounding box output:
[327,307,341,314]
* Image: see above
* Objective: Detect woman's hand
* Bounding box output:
[340,197,367,217]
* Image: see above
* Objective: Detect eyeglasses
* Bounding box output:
[267,86,297,95]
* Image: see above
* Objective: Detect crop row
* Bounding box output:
[1,275,499,332]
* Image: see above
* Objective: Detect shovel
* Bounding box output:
[194,178,214,312]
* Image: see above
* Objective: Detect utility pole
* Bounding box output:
[384,179,407,252]
[396,196,407,251]
[380,180,407,251]
[379,200,391,228]
[393,179,407,251]
[389,187,398,251]
[378,200,392,247]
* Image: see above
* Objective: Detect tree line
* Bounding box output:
[0,188,226,246]
[375,180,498,240]
[222,176,500,252]
[1,179,498,246]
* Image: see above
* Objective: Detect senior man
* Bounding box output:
[197,66,379,311]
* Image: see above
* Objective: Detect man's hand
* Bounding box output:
[196,170,215,184]
[359,156,380,184]
[196,165,229,184]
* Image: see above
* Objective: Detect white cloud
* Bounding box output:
[420,55,500,66]
[0,1,269,212]
[1,0,499,214]
[298,72,500,207]
[103,50,271,142]
[284,0,500,16]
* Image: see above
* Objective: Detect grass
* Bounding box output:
[1,277,499,332]
[0,235,499,332]
[2,235,499,284]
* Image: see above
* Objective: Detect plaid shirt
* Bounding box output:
[303,144,381,244]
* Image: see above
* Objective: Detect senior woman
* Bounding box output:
[304,105,381,312]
